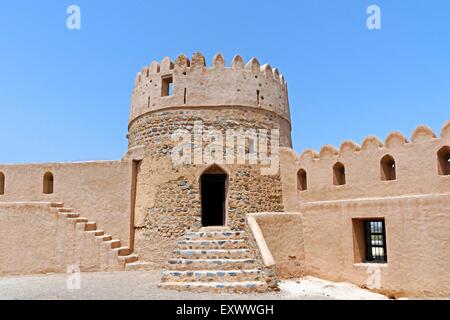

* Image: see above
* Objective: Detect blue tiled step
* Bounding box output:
[159,281,268,293]
[184,230,245,240]
[174,249,251,259]
[167,258,257,270]
[161,269,262,282]
[178,239,247,249]
[160,228,269,293]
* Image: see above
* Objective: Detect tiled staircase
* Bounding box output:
[159,227,268,293]
[50,202,147,271]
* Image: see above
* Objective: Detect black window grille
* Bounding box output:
[364,220,387,263]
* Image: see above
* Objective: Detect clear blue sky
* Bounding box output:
[0,1,449,163]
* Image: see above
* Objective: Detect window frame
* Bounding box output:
[364,219,388,263]
[161,75,173,97]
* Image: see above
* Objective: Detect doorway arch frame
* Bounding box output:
[198,164,229,227]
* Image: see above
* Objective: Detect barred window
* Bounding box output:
[365,220,387,263]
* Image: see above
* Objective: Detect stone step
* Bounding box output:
[97,234,112,241]
[161,269,262,282]
[184,230,245,240]
[114,247,131,256]
[125,261,151,271]
[105,240,121,249]
[76,217,88,223]
[159,281,268,293]
[174,249,251,259]
[50,202,64,208]
[59,212,80,218]
[94,230,104,236]
[119,254,139,264]
[85,222,97,231]
[58,208,73,213]
[178,239,247,250]
[167,258,257,270]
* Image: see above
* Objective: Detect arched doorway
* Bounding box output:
[200,165,227,227]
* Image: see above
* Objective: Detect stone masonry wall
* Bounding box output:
[128,107,287,267]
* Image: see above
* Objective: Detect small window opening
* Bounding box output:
[380,155,396,181]
[333,162,346,186]
[147,96,151,108]
[257,90,260,105]
[43,172,54,194]
[364,220,387,263]
[161,75,173,97]
[353,218,388,263]
[183,88,187,104]
[0,172,4,195]
[297,169,307,191]
[437,146,450,175]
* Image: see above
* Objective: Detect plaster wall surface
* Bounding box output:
[292,124,450,204]
[0,202,123,275]
[269,121,450,297]
[253,213,305,279]
[129,52,290,127]
[0,160,133,246]
[300,193,450,297]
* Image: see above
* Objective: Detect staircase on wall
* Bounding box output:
[159,227,269,293]
[50,202,147,271]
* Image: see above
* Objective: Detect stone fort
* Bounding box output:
[0,52,449,297]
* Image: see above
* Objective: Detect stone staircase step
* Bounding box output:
[167,258,257,270]
[178,239,247,250]
[86,229,105,237]
[59,212,80,218]
[119,254,139,264]
[58,208,73,213]
[184,230,245,240]
[105,240,121,249]
[115,247,131,256]
[159,281,268,293]
[160,228,268,293]
[50,202,64,208]
[94,230,104,236]
[97,235,112,241]
[76,217,88,223]
[125,261,151,271]
[85,222,97,231]
[174,249,251,259]
[161,269,262,282]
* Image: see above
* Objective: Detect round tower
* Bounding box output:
[127,52,292,264]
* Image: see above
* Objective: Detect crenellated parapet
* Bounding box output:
[293,120,450,202]
[129,52,290,126]
[299,121,449,162]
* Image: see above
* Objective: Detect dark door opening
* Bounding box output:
[201,173,226,227]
